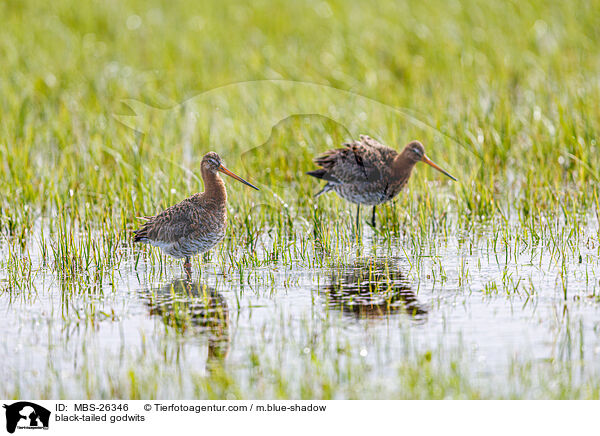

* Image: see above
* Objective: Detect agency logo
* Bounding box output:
[3,402,50,434]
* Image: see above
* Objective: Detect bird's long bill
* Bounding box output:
[218,165,260,190]
[422,155,457,181]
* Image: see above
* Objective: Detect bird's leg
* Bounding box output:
[356,204,361,233]
[184,256,192,280]
[371,206,377,229]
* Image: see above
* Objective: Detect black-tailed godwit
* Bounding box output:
[134,152,258,276]
[307,135,456,229]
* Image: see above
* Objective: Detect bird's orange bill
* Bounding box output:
[218,165,260,190]
[422,155,457,181]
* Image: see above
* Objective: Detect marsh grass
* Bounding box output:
[1,0,600,399]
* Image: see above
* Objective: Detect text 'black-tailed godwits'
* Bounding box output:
[134,152,259,277]
[307,135,456,229]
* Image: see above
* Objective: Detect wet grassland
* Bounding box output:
[1,0,600,398]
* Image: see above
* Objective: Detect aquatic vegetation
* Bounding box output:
[1,0,600,399]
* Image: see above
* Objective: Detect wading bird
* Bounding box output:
[307,135,456,229]
[134,152,258,277]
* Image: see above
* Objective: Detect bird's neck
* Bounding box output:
[392,153,418,180]
[201,168,227,202]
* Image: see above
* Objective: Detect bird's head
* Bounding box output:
[201,151,223,173]
[402,141,457,181]
[201,151,259,190]
[404,140,426,163]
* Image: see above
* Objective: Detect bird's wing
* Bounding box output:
[356,134,399,161]
[314,135,385,183]
[358,134,394,151]
[134,198,204,244]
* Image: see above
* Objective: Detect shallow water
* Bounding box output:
[1,223,600,398]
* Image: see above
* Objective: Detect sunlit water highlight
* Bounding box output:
[1,224,599,398]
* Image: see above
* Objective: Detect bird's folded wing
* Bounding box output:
[322,136,383,183]
[135,200,203,244]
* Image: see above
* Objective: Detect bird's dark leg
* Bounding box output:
[356,204,361,233]
[184,256,192,280]
[371,206,377,228]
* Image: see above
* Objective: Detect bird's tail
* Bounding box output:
[133,224,151,243]
[306,169,328,180]
[307,169,336,198]
[133,230,146,243]
[133,215,155,243]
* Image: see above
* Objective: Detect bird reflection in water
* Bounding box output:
[142,279,229,368]
[321,258,427,320]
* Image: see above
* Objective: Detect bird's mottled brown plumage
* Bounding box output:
[134,152,258,271]
[307,135,456,228]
